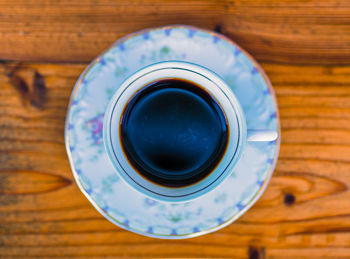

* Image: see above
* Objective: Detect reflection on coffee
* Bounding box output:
[120,78,228,187]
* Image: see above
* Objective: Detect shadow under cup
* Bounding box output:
[103,62,247,202]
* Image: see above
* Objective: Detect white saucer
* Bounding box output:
[65,25,280,239]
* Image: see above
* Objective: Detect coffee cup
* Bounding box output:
[104,61,278,202]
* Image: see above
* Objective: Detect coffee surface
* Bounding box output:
[120,78,228,187]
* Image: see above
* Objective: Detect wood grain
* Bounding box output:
[0,61,350,258]
[1,0,350,258]
[0,0,350,64]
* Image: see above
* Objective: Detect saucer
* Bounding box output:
[65,25,280,239]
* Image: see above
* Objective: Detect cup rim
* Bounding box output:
[103,61,247,202]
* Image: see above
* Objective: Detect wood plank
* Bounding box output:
[0,61,350,257]
[0,0,350,64]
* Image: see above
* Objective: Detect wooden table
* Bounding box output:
[1,1,350,258]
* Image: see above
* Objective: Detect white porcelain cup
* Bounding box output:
[104,61,278,202]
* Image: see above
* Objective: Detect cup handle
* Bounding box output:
[247,130,278,142]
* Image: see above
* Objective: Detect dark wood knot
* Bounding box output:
[284,193,296,206]
[248,246,265,259]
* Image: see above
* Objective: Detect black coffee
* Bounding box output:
[120,78,228,187]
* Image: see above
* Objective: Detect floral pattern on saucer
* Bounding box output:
[65,25,280,239]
